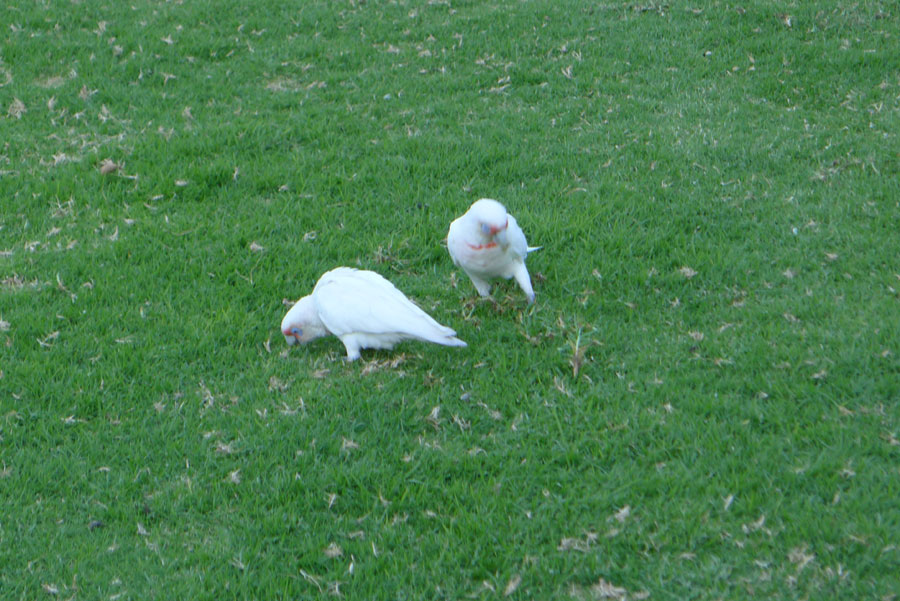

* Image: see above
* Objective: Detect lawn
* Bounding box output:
[1,0,899,599]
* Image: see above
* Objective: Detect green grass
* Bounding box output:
[2,0,899,598]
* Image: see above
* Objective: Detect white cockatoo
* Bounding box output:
[447,198,540,303]
[281,267,467,361]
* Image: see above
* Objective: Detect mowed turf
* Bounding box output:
[1,1,899,598]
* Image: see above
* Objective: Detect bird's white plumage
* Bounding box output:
[281,267,466,360]
[447,198,539,303]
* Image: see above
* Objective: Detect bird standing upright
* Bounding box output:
[281,267,466,361]
[447,198,540,303]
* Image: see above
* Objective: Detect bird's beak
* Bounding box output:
[493,225,509,248]
[283,329,297,345]
[488,219,508,235]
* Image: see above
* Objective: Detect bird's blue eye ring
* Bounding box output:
[481,223,491,235]
[291,327,302,337]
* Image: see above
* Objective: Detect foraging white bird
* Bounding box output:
[281,267,467,361]
[447,198,540,303]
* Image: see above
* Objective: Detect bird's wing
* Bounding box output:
[505,214,530,261]
[313,268,457,340]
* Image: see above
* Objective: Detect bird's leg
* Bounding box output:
[467,273,492,298]
[339,335,362,361]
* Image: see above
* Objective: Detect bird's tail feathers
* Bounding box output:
[417,323,467,348]
[512,263,536,304]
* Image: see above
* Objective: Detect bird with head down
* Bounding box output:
[281,267,467,361]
